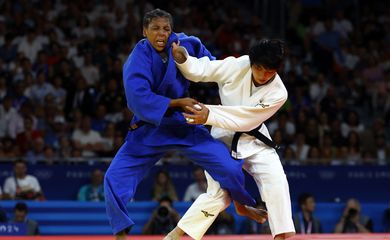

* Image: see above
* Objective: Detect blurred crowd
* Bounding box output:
[0,0,388,166]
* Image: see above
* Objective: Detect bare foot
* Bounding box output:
[163,226,185,240]
[115,231,127,240]
[234,201,268,223]
[274,232,295,239]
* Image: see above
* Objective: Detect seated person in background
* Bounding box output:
[293,193,322,233]
[142,196,180,235]
[9,202,39,235]
[78,169,105,202]
[3,159,44,200]
[183,166,207,202]
[207,210,235,235]
[334,198,373,233]
[152,170,178,201]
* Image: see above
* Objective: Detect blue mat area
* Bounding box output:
[0,201,388,235]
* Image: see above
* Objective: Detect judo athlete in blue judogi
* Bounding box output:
[104,9,259,239]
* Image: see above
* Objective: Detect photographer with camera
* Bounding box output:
[142,196,180,235]
[2,159,44,201]
[334,198,372,233]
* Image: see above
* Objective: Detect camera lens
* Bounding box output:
[158,206,169,218]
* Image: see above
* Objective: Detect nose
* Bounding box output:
[158,29,168,36]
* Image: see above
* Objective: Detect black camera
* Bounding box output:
[346,208,358,219]
[156,206,170,222]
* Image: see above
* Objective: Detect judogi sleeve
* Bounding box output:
[123,45,171,126]
[175,48,240,84]
[205,85,288,132]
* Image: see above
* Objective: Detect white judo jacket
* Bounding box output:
[176,52,288,159]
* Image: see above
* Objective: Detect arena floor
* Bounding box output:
[2,234,390,240]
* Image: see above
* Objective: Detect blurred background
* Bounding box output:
[0,0,389,237]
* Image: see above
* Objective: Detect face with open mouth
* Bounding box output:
[143,17,172,52]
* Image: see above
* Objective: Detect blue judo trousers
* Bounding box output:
[104,33,256,234]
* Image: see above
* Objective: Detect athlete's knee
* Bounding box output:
[200,191,230,210]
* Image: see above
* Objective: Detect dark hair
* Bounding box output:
[14,202,28,212]
[249,39,285,69]
[14,159,27,166]
[143,8,173,29]
[298,193,314,207]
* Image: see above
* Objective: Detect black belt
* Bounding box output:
[231,124,279,159]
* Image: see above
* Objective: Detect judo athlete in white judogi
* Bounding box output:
[165,39,296,240]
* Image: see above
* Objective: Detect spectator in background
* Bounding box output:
[51,76,67,109]
[293,193,322,234]
[151,170,178,202]
[0,95,18,138]
[282,146,297,165]
[17,29,45,63]
[99,122,117,156]
[0,137,20,158]
[307,146,321,164]
[65,77,95,116]
[332,10,353,39]
[98,78,125,115]
[91,104,108,133]
[374,134,388,165]
[27,71,54,105]
[268,111,296,141]
[0,33,17,63]
[183,166,207,202]
[334,198,373,233]
[25,137,46,164]
[78,169,105,202]
[15,115,42,155]
[81,52,100,87]
[345,131,361,163]
[341,110,364,138]
[71,115,103,157]
[142,196,180,235]
[290,132,310,163]
[9,202,39,235]
[2,159,44,200]
[272,129,287,158]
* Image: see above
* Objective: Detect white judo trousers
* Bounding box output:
[178,151,295,240]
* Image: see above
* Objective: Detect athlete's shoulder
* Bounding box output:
[221,55,250,69]
[132,39,151,55]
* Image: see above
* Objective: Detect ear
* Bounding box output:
[142,28,146,37]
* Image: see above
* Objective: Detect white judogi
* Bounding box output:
[175,52,296,239]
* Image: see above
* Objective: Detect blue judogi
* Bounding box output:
[104,33,256,234]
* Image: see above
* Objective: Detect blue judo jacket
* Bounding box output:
[123,33,215,146]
